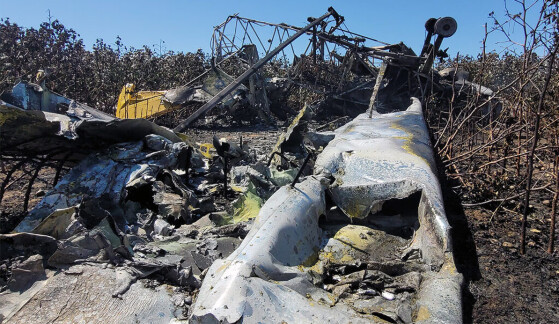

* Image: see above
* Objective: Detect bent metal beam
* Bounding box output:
[173,7,339,132]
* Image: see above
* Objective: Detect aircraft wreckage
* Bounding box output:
[191,99,461,323]
[0,7,498,324]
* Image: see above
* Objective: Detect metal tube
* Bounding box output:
[223,156,228,198]
[312,25,317,64]
[291,153,312,187]
[368,61,387,118]
[420,35,443,74]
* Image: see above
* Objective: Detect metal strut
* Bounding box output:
[368,61,387,118]
[173,7,339,132]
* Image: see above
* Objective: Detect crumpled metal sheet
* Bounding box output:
[162,84,209,106]
[314,98,450,263]
[166,67,247,107]
[191,176,373,323]
[315,99,438,215]
[192,98,462,323]
[2,81,71,114]
[0,102,182,157]
[1,81,114,121]
[269,103,309,165]
[15,136,188,233]
[312,98,462,322]
[0,81,182,158]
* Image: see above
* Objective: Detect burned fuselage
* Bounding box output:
[191,99,463,323]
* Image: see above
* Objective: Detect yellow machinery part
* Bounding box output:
[115,84,216,159]
[116,83,180,119]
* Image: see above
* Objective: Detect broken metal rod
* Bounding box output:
[223,156,228,198]
[173,8,338,132]
[312,25,317,64]
[420,18,437,57]
[291,153,313,187]
[185,146,192,182]
[421,35,444,74]
[368,61,388,118]
[52,152,72,186]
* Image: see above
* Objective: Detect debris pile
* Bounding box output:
[0,82,263,322]
[191,100,462,324]
[0,78,315,322]
[0,7,500,324]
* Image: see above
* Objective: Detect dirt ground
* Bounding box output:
[1,125,559,323]
[0,164,58,234]
[442,175,559,324]
[464,208,559,323]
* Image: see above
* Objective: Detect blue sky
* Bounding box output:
[0,0,545,58]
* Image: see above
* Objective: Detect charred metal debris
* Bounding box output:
[0,7,498,324]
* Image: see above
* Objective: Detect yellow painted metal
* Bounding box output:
[198,143,215,159]
[116,83,180,119]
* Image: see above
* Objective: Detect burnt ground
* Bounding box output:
[0,163,59,234]
[1,124,559,323]
[442,175,559,324]
[465,208,559,323]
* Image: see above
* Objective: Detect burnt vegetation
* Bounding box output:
[0,18,208,111]
[425,1,559,321]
